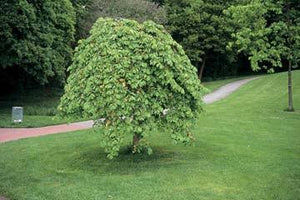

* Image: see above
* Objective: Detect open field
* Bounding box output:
[0,71,299,200]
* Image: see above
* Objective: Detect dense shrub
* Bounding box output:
[0,0,75,87]
[58,18,204,158]
[76,0,166,39]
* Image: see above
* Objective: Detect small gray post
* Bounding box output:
[12,107,23,123]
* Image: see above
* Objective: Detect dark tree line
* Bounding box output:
[0,0,166,95]
[1,0,298,104]
[0,0,75,94]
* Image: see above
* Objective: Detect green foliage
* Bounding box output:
[76,0,166,39]
[226,0,300,71]
[58,18,204,158]
[0,0,75,85]
[165,0,236,79]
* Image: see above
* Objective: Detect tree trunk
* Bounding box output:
[285,2,294,112]
[287,60,294,111]
[198,57,206,81]
[132,134,142,147]
[132,133,142,153]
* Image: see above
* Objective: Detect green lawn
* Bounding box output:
[0,71,299,200]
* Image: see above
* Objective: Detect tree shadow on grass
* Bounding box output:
[69,145,186,175]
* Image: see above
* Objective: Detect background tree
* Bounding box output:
[226,0,300,111]
[70,0,91,41]
[147,0,165,6]
[75,0,166,39]
[0,0,75,93]
[58,18,204,158]
[165,0,237,81]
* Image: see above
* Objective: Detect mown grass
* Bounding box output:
[0,71,299,200]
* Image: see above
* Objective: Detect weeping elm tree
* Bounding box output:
[58,18,204,159]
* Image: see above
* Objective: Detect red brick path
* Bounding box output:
[0,120,93,143]
[0,77,258,143]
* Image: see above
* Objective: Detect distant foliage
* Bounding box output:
[70,0,91,7]
[70,0,92,41]
[147,0,165,6]
[166,0,237,80]
[226,0,299,111]
[76,0,166,39]
[226,0,300,72]
[58,18,204,158]
[0,0,75,85]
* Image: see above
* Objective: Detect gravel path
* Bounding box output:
[0,77,258,143]
[202,77,258,104]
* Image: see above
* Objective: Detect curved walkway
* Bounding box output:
[0,77,258,143]
[202,77,258,104]
[0,120,94,143]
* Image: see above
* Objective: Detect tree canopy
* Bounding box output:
[0,0,75,86]
[226,0,300,72]
[58,18,204,158]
